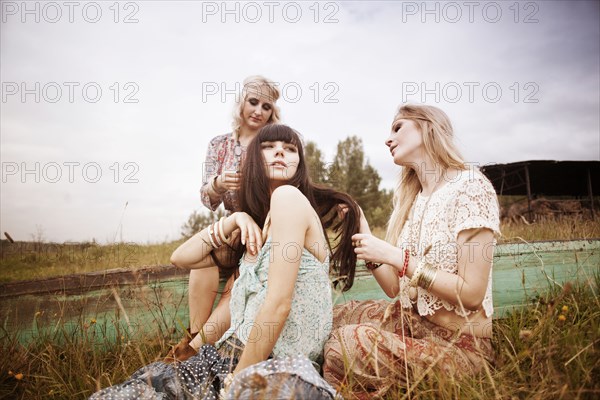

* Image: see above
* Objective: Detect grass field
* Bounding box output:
[1,215,599,283]
[0,215,599,398]
[1,274,598,399]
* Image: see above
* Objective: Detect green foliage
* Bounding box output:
[304,141,328,184]
[180,208,226,239]
[327,136,392,228]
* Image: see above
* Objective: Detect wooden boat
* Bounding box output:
[1,239,597,344]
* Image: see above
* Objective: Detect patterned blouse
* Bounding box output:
[200,133,246,212]
[397,168,500,318]
[216,238,333,367]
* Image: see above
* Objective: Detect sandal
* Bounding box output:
[163,329,198,363]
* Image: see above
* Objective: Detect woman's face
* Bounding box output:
[241,91,274,131]
[385,117,424,166]
[260,140,300,188]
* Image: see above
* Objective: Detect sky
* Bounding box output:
[1,0,599,244]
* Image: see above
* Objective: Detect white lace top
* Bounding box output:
[397,168,500,318]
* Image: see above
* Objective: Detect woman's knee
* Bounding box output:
[188,267,219,290]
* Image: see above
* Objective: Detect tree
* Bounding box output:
[328,136,392,228]
[180,208,226,239]
[304,141,328,184]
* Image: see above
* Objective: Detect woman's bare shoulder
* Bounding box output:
[270,185,312,215]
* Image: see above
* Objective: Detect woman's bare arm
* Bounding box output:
[232,185,311,373]
[170,212,263,269]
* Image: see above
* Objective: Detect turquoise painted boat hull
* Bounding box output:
[1,240,597,344]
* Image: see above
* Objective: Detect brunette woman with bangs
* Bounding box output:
[91,124,361,399]
[170,75,282,362]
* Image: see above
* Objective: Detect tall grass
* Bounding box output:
[336,276,600,400]
[0,283,186,399]
[1,276,597,399]
[1,215,599,398]
[499,215,600,244]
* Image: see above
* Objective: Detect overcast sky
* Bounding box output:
[1,0,599,244]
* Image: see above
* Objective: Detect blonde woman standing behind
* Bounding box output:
[323,104,500,399]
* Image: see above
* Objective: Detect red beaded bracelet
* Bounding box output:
[399,249,410,277]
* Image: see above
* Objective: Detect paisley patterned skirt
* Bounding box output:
[323,299,494,399]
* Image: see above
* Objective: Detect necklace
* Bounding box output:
[409,175,444,257]
[232,139,246,172]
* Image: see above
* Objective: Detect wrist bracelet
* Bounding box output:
[409,258,425,287]
[365,261,382,271]
[399,249,410,278]
[207,225,218,248]
[212,222,223,247]
[418,264,438,290]
[218,217,230,244]
[426,268,438,290]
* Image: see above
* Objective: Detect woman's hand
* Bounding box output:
[232,212,263,256]
[352,233,400,266]
[214,171,241,193]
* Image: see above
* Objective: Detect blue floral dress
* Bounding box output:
[217,237,333,368]
[89,239,339,400]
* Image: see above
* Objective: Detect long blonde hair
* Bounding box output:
[232,75,281,137]
[385,104,466,244]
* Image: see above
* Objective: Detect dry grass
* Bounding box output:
[1,276,598,399]
[0,240,183,283]
[1,216,597,283]
[0,215,599,398]
[499,215,600,244]
[336,277,600,400]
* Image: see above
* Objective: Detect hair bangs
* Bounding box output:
[258,124,303,151]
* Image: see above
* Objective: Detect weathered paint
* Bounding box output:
[1,240,597,344]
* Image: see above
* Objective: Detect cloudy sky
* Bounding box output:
[1,0,599,244]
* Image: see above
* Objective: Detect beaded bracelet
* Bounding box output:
[365,261,382,271]
[399,249,410,278]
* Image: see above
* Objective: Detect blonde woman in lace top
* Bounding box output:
[323,104,500,399]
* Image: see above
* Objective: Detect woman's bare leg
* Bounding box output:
[188,267,219,334]
[189,273,235,350]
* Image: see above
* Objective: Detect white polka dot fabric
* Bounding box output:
[90,345,341,399]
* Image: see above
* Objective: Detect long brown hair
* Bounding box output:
[216,124,361,291]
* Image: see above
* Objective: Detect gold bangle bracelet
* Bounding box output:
[418,264,437,290]
[218,217,230,244]
[409,258,425,287]
[212,222,223,247]
[426,268,438,290]
[207,225,217,248]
